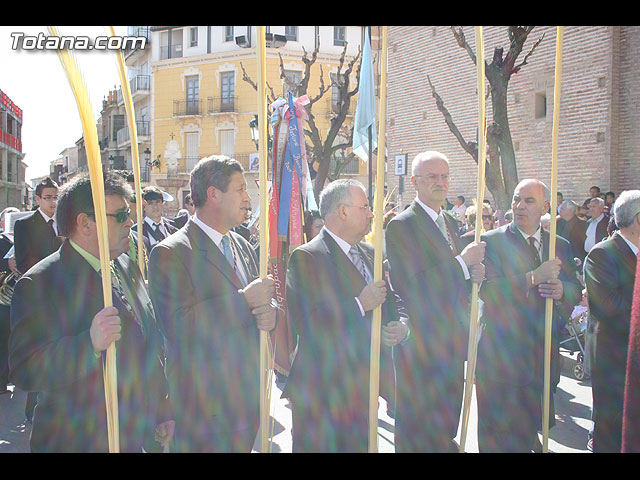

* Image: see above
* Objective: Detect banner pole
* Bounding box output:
[368,25,388,453]
[543,25,564,454]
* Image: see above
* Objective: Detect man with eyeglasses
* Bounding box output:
[9,172,174,452]
[284,178,407,452]
[13,176,62,423]
[385,150,486,452]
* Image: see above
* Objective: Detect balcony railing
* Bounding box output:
[174,99,202,116]
[207,96,237,114]
[124,27,151,57]
[116,121,150,145]
[160,44,183,60]
[130,75,150,94]
[0,128,21,152]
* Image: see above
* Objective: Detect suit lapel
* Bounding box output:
[187,221,244,290]
[318,230,366,295]
[114,255,153,335]
[410,201,452,254]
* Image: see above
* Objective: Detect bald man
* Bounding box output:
[476,179,581,452]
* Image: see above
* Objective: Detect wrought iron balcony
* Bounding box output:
[173,99,202,116]
[207,96,237,114]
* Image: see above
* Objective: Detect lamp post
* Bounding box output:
[249,115,260,151]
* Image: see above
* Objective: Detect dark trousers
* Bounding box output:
[394,363,463,453]
[476,377,543,453]
[290,396,368,453]
[0,305,9,388]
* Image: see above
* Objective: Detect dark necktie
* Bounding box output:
[47,218,56,236]
[110,262,141,328]
[152,222,165,241]
[528,236,541,267]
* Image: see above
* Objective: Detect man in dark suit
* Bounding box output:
[584,197,609,254]
[9,173,173,452]
[13,177,62,422]
[168,193,195,229]
[557,199,587,265]
[148,155,276,452]
[476,179,581,452]
[14,177,60,275]
[584,190,640,452]
[284,179,407,452]
[385,151,486,452]
[132,186,178,248]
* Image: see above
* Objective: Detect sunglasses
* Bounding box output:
[87,208,131,224]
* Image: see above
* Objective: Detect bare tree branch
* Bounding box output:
[513,31,545,73]
[427,75,478,161]
[450,26,477,65]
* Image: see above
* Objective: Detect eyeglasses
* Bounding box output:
[343,203,372,212]
[87,208,131,224]
[414,174,450,182]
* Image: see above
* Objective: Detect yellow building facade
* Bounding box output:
[149,26,367,213]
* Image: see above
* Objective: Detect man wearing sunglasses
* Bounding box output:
[9,173,173,452]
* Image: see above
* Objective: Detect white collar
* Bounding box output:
[589,213,605,223]
[415,197,441,222]
[144,216,164,228]
[516,224,542,245]
[323,226,353,256]
[191,213,225,249]
[618,232,639,256]
[38,208,55,224]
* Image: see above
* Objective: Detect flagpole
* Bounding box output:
[543,25,564,453]
[459,25,487,453]
[108,26,145,279]
[48,25,119,452]
[368,25,388,453]
[256,25,271,453]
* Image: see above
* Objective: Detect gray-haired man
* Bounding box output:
[584,190,640,452]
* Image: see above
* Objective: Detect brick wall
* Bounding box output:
[386,26,639,213]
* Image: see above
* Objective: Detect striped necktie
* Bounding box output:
[349,245,371,284]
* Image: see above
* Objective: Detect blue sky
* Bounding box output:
[1,26,128,182]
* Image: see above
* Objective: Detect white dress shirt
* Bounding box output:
[584,213,605,253]
[619,232,639,256]
[323,226,370,317]
[191,214,248,285]
[515,225,543,263]
[38,208,58,235]
[415,197,470,280]
[144,216,170,246]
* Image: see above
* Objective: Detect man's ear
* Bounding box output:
[207,185,218,201]
[75,212,92,235]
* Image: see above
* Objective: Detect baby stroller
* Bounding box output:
[559,307,588,380]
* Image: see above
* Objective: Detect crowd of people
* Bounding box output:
[0,151,638,453]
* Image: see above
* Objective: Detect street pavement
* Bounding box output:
[0,348,592,453]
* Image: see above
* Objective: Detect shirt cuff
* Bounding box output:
[355,297,366,317]
[455,255,471,280]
